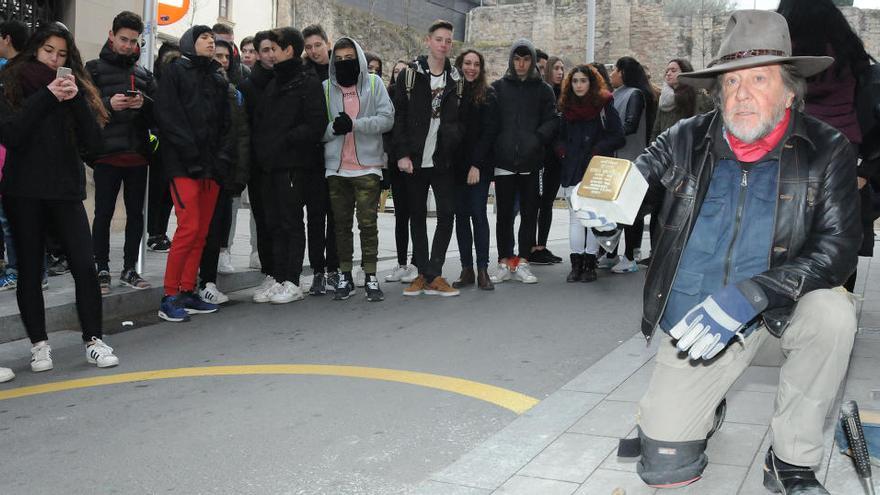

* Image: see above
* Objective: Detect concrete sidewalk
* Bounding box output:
[413,256,880,494]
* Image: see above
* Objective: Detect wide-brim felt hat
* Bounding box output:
[678,10,834,88]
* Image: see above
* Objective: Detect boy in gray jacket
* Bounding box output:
[322,37,394,301]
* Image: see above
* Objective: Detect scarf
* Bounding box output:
[562,92,610,122]
[725,108,791,163]
[659,83,676,112]
[20,60,57,97]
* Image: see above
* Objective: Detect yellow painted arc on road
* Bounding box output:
[0,365,540,414]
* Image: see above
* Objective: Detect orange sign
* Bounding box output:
[158,0,190,26]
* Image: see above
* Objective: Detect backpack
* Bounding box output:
[856,60,880,161]
[402,65,464,101]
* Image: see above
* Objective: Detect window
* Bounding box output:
[0,0,62,30]
[219,0,230,19]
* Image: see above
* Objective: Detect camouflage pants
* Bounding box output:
[328,174,381,273]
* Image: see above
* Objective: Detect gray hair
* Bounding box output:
[710,63,807,111]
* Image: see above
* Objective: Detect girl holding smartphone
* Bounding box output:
[0,23,119,374]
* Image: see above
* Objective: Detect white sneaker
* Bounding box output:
[217,251,235,274]
[30,341,53,372]
[253,276,276,303]
[490,262,512,284]
[0,367,14,383]
[513,262,538,284]
[270,281,304,304]
[385,264,408,282]
[611,257,639,273]
[597,255,617,270]
[199,282,229,304]
[353,266,366,287]
[249,251,261,270]
[86,337,119,368]
[400,265,418,283]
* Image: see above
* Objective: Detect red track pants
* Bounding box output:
[164,177,219,295]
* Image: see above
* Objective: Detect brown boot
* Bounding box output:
[453,267,475,288]
[477,268,494,290]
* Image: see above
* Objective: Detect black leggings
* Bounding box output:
[389,166,411,266]
[536,164,561,247]
[4,196,102,343]
[199,189,233,286]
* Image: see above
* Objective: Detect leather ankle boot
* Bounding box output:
[477,267,494,290]
[762,447,829,494]
[581,253,598,282]
[567,254,584,283]
[453,267,475,289]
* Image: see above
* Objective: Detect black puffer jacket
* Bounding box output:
[455,84,496,184]
[636,110,860,340]
[85,40,156,162]
[154,26,229,180]
[0,62,102,200]
[239,61,274,126]
[487,39,558,174]
[391,56,463,169]
[251,57,326,172]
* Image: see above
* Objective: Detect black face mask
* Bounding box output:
[335,58,360,87]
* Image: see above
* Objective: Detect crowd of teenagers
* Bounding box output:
[0,0,874,388]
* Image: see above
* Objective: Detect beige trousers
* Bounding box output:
[638,288,857,466]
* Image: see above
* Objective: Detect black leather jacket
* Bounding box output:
[636,109,860,340]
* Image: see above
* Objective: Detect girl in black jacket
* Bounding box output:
[0,23,119,372]
[554,65,625,282]
[452,49,496,290]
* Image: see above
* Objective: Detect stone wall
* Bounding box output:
[465,0,880,83]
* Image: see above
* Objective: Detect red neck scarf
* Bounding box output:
[725,108,791,163]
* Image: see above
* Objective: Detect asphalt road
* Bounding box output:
[0,254,645,495]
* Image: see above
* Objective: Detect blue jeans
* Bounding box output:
[454,179,491,269]
[0,199,16,273]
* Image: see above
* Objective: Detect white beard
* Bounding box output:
[722,100,788,143]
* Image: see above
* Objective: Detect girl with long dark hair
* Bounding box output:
[452,49,496,290]
[555,65,625,282]
[778,0,874,292]
[530,56,566,265]
[0,23,118,373]
[383,59,418,284]
[607,56,656,274]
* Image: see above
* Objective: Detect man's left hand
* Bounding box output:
[669,284,761,360]
[128,93,144,109]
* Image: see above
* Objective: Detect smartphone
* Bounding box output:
[125,89,140,97]
[56,66,72,79]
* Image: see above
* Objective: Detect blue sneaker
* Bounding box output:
[0,272,16,291]
[159,295,190,322]
[180,291,219,314]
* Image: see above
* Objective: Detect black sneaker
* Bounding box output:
[309,272,326,296]
[364,274,384,302]
[120,268,151,290]
[327,271,340,292]
[48,255,69,276]
[528,249,555,265]
[544,248,563,263]
[333,272,355,300]
[147,235,171,253]
[97,270,111,295]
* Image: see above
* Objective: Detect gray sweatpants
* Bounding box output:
[638,288,857,466]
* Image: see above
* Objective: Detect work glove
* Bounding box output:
[669,284,762,360]
[332,111,353,135]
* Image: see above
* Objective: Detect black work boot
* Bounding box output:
[581,253,598,282]
[763,447,829,494]
[567,254,584,283]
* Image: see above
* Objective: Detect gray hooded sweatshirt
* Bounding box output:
[321,37,395,174]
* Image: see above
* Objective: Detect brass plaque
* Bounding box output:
[577,156,631,201]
